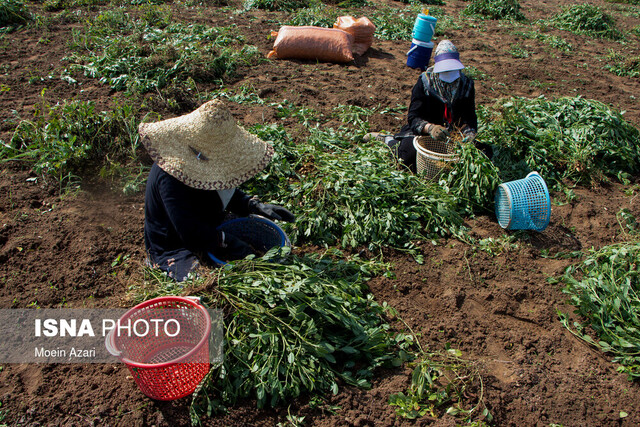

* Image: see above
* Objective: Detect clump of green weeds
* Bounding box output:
[389,347,491,423]
[334,0,370,7]
[605,0,640,5]
[472,235,520,256]
[0,0,31,31]
[508,43,530,58]
[188,250,401,418]
[42,0,108,12]
[126,0,173,4]
[274,100,322,127]
[388,315,491,423]
[65,9,259,94]
[136,3,173,27]
[243,0,310,12]
[128,266,204,303]
[522,30,572,53]
[551,4,623,40]
[368,6,454,42]
[331,104,375,133]
[432,12,462,36]
[368,6,420,41]
[399,0,443,4]
[462,66,488,81]
[617,208,639,238]
[286,4,340,27]
[100,161,149,195]
[215,84,267,105]
[2,97,142,187]
[604,49,640,78]
[463,0,525,21]
[0,400,7,424]
[479,96,640,190]
[558,242,640,380]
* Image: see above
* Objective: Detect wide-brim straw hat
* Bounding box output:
[139,100,274,190]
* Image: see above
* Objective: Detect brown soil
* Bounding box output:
[1,0,640,425]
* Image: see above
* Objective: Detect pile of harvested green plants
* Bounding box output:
[558,237,640,381]
[479,95,640,190]
[187,251,407,419]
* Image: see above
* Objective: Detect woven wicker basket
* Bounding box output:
[413,136,459,180]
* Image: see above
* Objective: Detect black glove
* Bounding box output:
[248,199,295,222]
[220,232,254,260]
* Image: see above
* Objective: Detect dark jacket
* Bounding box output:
[144,163,251,266]
[396,71,477,138]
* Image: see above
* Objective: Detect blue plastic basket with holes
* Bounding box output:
[207,215,290,265]
[494,172,551,231]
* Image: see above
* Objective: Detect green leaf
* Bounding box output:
[446,406,460,416]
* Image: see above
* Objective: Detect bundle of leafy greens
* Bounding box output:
[189,249,405,419]
[244,124,465,256]
[480,96,640,189]
[559,242,640,380]
[440,142,501,216]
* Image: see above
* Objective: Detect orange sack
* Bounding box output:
[333,16,376,56]
[267,26,354,63]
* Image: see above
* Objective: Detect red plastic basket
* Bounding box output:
[105,296,211,401]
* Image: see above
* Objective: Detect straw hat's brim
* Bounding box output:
[139,100,274,190]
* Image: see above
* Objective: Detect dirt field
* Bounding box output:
[1,0,640,425]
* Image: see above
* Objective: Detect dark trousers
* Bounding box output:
[146,248,201,282]
[387,137,418,173]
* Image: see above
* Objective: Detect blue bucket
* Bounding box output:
[207,215,290,265]
[495,172,551,231]
[412,13,437,43]
[406,39,434,71]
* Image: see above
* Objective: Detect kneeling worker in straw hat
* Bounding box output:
[139,100,295,281]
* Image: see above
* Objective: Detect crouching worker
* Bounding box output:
[365,40,491,172]
[140,99,295,281]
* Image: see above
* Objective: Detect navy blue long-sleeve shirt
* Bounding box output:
[144,163,251,266]
[396,71,477,138]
